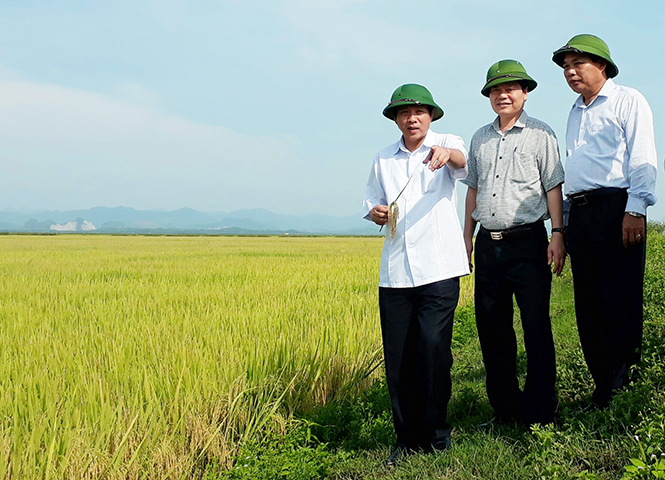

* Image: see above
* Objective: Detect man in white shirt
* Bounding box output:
[552,34,658,409]
[363,84,469,465]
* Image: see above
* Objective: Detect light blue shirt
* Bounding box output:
[363,130,470,288]
[565,79,658,214]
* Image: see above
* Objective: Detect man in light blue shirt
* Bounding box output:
[552,34,658,409]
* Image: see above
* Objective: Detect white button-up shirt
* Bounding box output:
[363,130,470,288]
[565,79,658,214]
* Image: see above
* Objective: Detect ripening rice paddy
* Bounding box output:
[0,234,472,478]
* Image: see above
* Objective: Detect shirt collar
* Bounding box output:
[491,110,528,134]
[573,78,616,108]
[395,129,435,155]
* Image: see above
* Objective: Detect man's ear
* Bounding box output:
[595,58,608,77]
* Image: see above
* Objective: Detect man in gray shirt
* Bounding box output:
[462,60,565,426]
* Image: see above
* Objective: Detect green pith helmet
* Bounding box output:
[552,34,618,78]
[481,59,537,97]
[383,84,444,121]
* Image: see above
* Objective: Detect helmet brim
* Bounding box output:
[383,100,444,121]
[552,46,619,78]
[481,75,537,97]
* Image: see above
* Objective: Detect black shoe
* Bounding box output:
[580,403,598,413]
[580,400,609,413]
[430,436,451,452]
[590,389,612,411]
[384,446,410,467]
[478,415,515,428]
[611,363,629,390]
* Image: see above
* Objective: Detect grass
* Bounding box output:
[1,229,664,479]
[215,225,665,480]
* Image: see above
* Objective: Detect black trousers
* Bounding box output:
[379,278,459,450]
[567,189,646,407]
[474,222,557,425]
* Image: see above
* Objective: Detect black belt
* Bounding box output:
[567,187,626,206]
[479,221,541,241]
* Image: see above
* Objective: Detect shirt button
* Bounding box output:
[496,175,499,178]
[499,156,502,159]
[492,213,495,216]
[493,193,496,197]
[502,138,505,141]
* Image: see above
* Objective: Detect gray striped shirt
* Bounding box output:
[462,111,564,230]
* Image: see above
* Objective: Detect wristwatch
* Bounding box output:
[552,227,566,234]
[626,211,645,218]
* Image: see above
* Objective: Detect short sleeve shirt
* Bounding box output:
[363,130,470,288]
[462,111,564,230]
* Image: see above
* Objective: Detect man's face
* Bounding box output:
[561,53,607,98]
[394,105,432,149]
[489,81,528,118]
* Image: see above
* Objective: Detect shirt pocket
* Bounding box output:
[422,167,441,194]
[510,151,540,186]
[585,119,623,155]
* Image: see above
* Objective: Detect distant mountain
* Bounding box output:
[0,207,380,236]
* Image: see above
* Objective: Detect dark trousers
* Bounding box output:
[379,278,459,450]
[474,222,557,425]
[567,189,646,407]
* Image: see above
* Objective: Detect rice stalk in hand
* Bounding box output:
[388,201,399,243]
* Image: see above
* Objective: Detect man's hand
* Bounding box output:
[623,213,646,247]
[424,146,451,171]
[548,233,566,276]
[369,205,389,226]
[464,235,474,272]
[463,188,478,273]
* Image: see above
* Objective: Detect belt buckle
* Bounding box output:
[572,194,588,206]
[490,231,503,241]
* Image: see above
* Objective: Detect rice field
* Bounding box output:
[0,234,472,478]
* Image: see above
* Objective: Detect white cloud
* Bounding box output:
[113,82,165,110]
[0,80,297,211]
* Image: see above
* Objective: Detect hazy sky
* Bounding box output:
[0,0,664,220]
